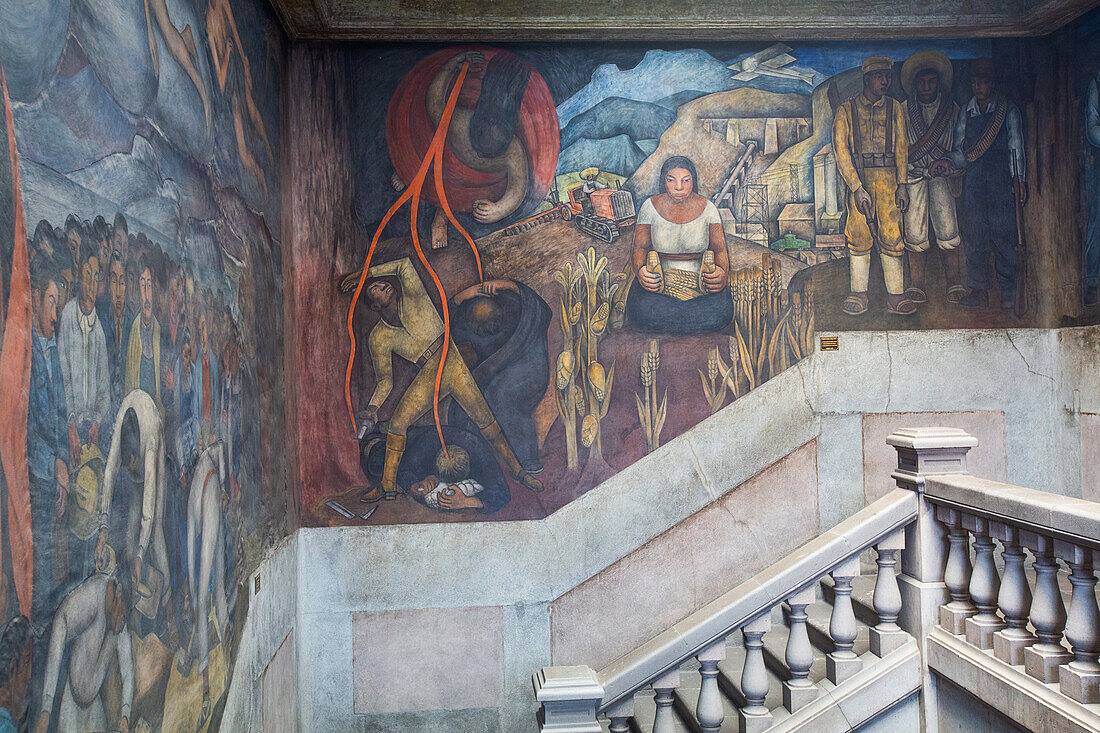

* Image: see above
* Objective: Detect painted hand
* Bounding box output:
[54,460,68,518]
[454,50,486,74]
[637,266,663,293]
[895,185,910,213]
[472,199,498,223]
[68,421,80,464]
[854,187,873,217]
[439,490,481,511]
[96,529,109,571]
[702,266,728,293]
[929,160,952,178]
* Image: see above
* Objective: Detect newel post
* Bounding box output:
[534,666,604,733]
[887,426,978,733]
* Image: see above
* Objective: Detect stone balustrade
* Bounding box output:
[891,427,1100,731]
[535,426,1100,731]
[916,464,1100,704]
[534,489,920,732]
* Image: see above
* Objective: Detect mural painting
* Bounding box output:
[295,37,1077,528]
[0,0,289,731]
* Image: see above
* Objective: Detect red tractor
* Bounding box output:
[504,182,636,243]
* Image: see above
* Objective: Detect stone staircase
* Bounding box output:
[615,554,898,733]
[535,428,1100,733]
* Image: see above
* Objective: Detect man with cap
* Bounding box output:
[833,56,916,316]
[931,58,1027,310]
[901,50,965,305]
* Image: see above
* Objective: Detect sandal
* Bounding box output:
[946,285,967,304]
[904,286,928,304]
[841,292,869,316]
[886,296,918,316]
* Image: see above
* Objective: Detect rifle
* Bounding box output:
[1011,151,1028,318]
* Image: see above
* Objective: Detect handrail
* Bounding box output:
[923,473,1100,551]
[595,488,919,710]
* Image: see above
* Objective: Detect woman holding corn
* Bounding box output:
[625,156,734,334]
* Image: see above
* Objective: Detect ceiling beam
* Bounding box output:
[267,0,1100,41]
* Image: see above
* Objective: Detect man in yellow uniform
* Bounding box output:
[833,56,917,316]
[356,257,542,500]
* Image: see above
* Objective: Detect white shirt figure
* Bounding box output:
[38,573,133,732]
[58,298,110,431]
[99,389,170,614]
[187,442,230,678]
[636,198,722,276]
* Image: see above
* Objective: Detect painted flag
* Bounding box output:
[0,66,33,616]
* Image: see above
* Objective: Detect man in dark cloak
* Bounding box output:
[447,280,551,475]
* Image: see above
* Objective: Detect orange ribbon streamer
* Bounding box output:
[345,61,485,457]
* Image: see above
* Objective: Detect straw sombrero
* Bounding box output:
[901,50,954,98]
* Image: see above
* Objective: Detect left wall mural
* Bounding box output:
[0,0,290,731]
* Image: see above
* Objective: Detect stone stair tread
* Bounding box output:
[819,573,878,627]
[716,641,786,712]
[760,607,829,684]
[805,599,870,656]
[671,665,742,733]
[627,685,691,733]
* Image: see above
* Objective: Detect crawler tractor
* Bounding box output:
[504,183,636,244]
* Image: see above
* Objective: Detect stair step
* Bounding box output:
[760,605,829,685]
[819,572,879,627]
[716,637,786,713]
[626,684,691,733]
[805,599,870,656]
[671,664,743,733]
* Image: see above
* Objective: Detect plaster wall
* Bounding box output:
[291,325,1097,732]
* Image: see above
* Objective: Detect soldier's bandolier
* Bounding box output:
[900,50,964,304]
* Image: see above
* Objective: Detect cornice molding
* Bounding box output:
[267,0,1100,41]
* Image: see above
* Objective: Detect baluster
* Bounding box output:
[1022,533,1071,683]
[738,613,773,733]
[964,516,1004,649]
[992,523,1034,665]
[827,555,863,684]
[937,506,976,634]
[870,528,909,657]
[608,716,631,733]
[1058,544,1100,703]
[651,668,680,733]
[782,586,818,713]
[695,639,726,733]
[606,697,633,733]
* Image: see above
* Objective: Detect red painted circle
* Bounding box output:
[385,46,560,214]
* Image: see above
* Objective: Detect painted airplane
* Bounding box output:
[729,44,816,85]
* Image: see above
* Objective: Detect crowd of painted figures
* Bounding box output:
[5,210,250,731]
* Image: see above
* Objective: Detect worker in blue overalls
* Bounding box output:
[931,58,1027,310]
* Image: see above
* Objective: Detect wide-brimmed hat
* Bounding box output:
[901,50,954,98]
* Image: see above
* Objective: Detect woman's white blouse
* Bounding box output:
[637,197,721,273]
